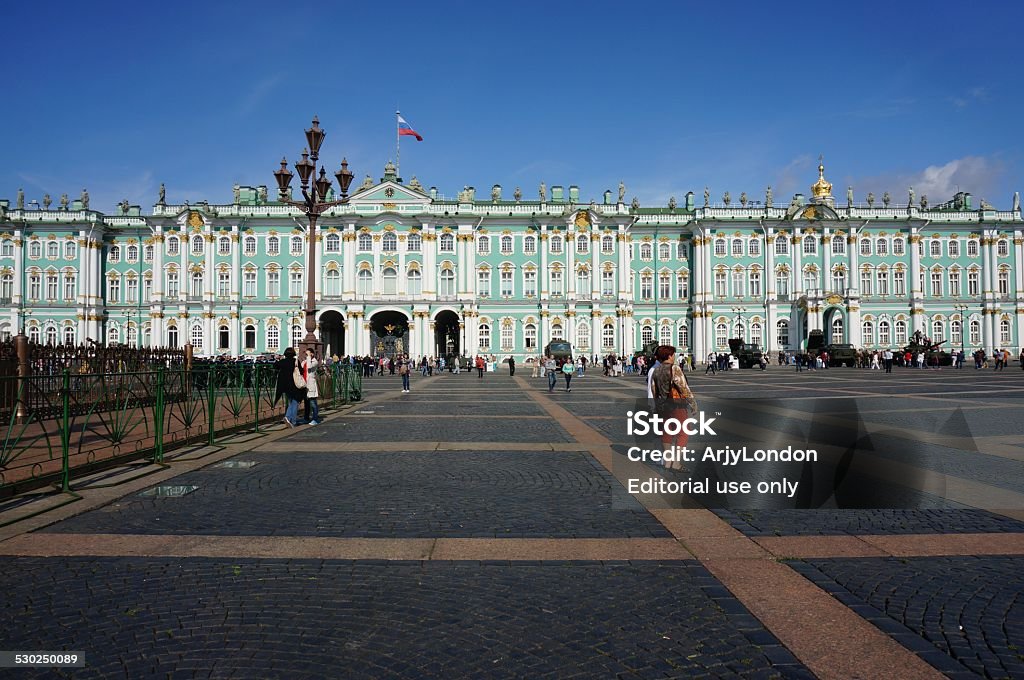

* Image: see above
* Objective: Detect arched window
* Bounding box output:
[47,241,59,258]
[191,236,204,256]
[128,244,139,261]
[523,235,536,254]
[750,322,763,347]
[576,321,590,349]
[878,320,891,345]
[190,271,203,297]
[602,235,614,254]
[144,244,154,262]
[126,326,137,347]
[292,324,303,348]
[524,323,538,350]
[862,321,874,345]
[290,235,303,255]
[551,322,564,341]
[640,243,652,260]
[218,237,230,256]
[167,325,179,348]
[677,323,689,348]
[876,238,888,256]
[244,235,257,255]
[244,324,256,351]
[382,267,398,295]
[997,240,1009,257]
[501,235,514,254]
[217,324,229,350]
[659,324,672,345]
[969,319,980,345]
[65,241,77,259]
[357,269,373,296]
[603,322,616,349]
[732,239,744,256]
[715,323,727,348]
[578,235,590,254]
[167,236,180,256]
[63,326,75,345]
[714,238,727,256]
[382,232,397,252]
[894,319,908,345]
[748,240,761,257]
[1000,319,1011,344]
[802,235,816,254]
[358,233,372,252]
[190,324,204,348]
[407,269,422,295]
[658,243,670,260]
[439,268,455,296]
[325,269,341,297]
[266,324,280,351]
[777,319,790,348]
[325,233,341,252]
[641,325,653,346]
[29,241,42,258]
[951,320,962,346]
[109,245,120,262]
[577,268,590,293]
[407,232,421,252]
[45,325,58,345]
[439,233,454,252]
[550,236,563,254]
[830,316,844,343]
[476,236,490,255]
[478,323,491,349]
[105,325,117,345]
[931,319,944,341]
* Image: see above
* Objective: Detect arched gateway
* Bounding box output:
[368,310,410,358]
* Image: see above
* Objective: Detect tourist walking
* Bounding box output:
[508,356,516,376]
[475,355,485,378]
[649,345,698,461]
[274,347,306,428]
[705,351,716,375]
[883,348,893,373]
[561,357,575,392]
[399,356,411,392]
[301,348,320,425]
[545,356,557,392]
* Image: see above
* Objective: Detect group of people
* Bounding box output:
[273,347,322,428]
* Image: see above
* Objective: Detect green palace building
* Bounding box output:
[0,159,1021,360]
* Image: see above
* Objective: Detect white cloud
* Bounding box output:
[850,156,1006,206]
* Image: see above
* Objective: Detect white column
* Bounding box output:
[343,224,356,296]
[823,228,832,293]
[617,231,628,296]
[540,227,549,299]
[397,237,407,296]
[792,231,803,296]
[910,229,923,335]
[591,232,600,298]
[422,223,436,297]
[591,311,601,356]
[566,227,576,297]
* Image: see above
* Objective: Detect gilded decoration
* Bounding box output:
[811,157,832,198]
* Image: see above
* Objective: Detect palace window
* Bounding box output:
[749,240,761,257]
[357,269,372,296]
[602,270,615,296]
[109,245,120,262]
[777,319,790,348]
[477,236,490,255]
[731,239,743,256]
[218,325,230,350]
[877,270,889,295]
[143,276,152,301]
[381,268,397,295]
[677,323,688,349]
[266,324,280,352]
[167,325,179,348]
[660,324,672,346]
[969,319,981,345]
[550,236,563,254]
[803,270,817,291]
[218,237,231,256]
[46,273,58,300]
[523,270,537,297]
[714,271,727,297]
[0,240,12,257]
[602,236,614,254]
[997,240,1009,257]
[860,239,871,256]
[125,276,137,303]
[502,323,515,350]
[440,268,455,296]
[289,271,304,297]
[324,269,341,297]
[105,326,116,346]
[603,322,616,350]
[190,324,203,348]
[830,316,844,343]
[951,320,962,346]
[382,232,397,251]
[876,239,887,256]
[895,320,908,345]
[244,271,257,297]
[892,238,905,256]
[659,272,670,299]
[948,270,960,297]
[930,240,941,257]
[47,241,59,258]
[640,243,653,260]
[63,274,76,300]
[930,271,942,296]
[879,320,891,345]
[190,272,203,297]
[166,272,179,298]
[143,245,153,262]
[641,325,654,346]
[776,272,789,297]
[127,243,140,260]
[893,270,906,296]
[439,233,454,252]
[998,271,1009,297]
[407,232,421,252]
[550,270,563,296]
[774,238,788,255]
[802,236,816,255]
[966,240,978,257]
[831,237,844,255]
[501,235,513,255]
[862,321,874,345]
[167,237,180,256]
[948,240,959,257]
[478,323,491,349]
[640,273,653,301]
[191,236,204,256]
[860,271,872,296]
[244,325,256,351]
[290,236,303,256]
[677,242,687,259]
[267,271,281,297]
[1000,319,1011,344]
[244,236,257,255]
[64,326,75,345]
[267,236,280,255]
[29,241,42,258]
[218,272,230,298]
[676,272,688,299]
[407,269,421,295]
[324,233,340,253]
[523,235,536,254]
[357,233,372,252]
[476,270,490,297]
[715,239,727,256]
[749,271,762,297]
[658,243,670,260]
[750,322,763,347]
[967,270,979,296]
[932,320,944,341]
[579,235,590,255]
[715,323,727,349]
[106,277,118,303]
[501,270,514,297]
[551,322,564,341]
[576,322,590,349]
[831,269,845,292]
[525,323,537,349]
[292,325,303,348]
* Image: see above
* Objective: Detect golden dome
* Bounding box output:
[811,156,832,198]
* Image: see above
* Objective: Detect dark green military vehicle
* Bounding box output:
[824,343,858,367]
[728,339,764,368]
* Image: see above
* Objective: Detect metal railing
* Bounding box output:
[0,360,362,498]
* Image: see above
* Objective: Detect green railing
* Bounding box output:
[0,363,362,498]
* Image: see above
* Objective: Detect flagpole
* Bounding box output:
[395,109,400,178]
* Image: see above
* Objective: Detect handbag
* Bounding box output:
[292,362,307,390]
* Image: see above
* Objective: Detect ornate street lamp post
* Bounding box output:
[953,303,968,355]
[273,116,355,355]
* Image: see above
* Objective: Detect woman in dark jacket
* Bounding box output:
[275,347,306,427]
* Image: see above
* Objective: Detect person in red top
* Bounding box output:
[475,355,485,378]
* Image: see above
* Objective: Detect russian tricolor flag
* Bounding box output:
[397,114,423,141]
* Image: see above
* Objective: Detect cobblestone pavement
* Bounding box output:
[792,557,1024,679]
[0,367,1022,678]
[43,450,669,538]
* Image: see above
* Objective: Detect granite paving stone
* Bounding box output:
[713,508,1024,536]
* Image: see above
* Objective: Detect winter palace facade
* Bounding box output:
[0,160,1021,360]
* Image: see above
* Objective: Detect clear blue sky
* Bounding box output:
[2,0,1021,212]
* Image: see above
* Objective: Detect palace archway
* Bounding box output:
[433,310,461,360]
[368,309,410,358]
[318,310,345,358]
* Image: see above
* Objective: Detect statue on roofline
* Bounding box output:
[513,186,521,202]
[847,186,853,207]
[43,194,51,210]
[59,193,69,210]
[158,183,166,204]
[618,181,626,203]
[539,181,546,202]
[80,188,89,209]
[766,185,773,208]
